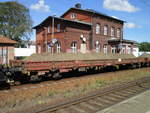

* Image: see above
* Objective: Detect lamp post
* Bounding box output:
[44,27,48,52]
[51,15,56,53]
[52,15,56,39]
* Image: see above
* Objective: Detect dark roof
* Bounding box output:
[123,39,138,44]
[61,8,124,23]
[33,16,92,29]
[108,38,137,44]
[0,36,17,44]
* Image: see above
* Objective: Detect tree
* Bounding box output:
[139,42,150,52]
[0,1,32,46]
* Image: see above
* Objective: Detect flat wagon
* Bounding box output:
[8,53,150,81]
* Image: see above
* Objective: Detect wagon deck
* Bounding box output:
[10,53,146,72]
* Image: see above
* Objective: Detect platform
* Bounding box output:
[96,89,150,113]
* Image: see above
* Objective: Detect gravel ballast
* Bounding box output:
[24,52,136,62]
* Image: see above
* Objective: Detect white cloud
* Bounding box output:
[124,22,142,28]
[30,0,50,12]
[103,0,140,12]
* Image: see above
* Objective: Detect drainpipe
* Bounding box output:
[119,24,124,54]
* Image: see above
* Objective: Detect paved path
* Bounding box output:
[96,89,150,113]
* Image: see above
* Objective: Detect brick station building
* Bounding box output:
[34,4,137,54]
[0,36,17,64]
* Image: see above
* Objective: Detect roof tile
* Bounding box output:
[0,36,17,44]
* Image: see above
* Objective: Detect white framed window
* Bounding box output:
[111,46,116,53]
[111,27,115,37]
[47,45,51,53]
[71,13,77,19]
[104,25,108,35]
[95,41,100,52]
[71,42,77,53]
[47,26,50,33]
[103,45,107,54]
[96,24,100,34]
[56,42,61,53]
[117,28,121,38]
[57,24,60,32]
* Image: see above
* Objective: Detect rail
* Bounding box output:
[26,76,150,113]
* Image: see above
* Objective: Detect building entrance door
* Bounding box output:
[80,43,86,53]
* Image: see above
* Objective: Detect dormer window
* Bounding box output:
[71,13,77,19]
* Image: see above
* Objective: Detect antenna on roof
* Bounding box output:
[75,3,81,9]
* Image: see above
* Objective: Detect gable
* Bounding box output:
[61,8,92,23]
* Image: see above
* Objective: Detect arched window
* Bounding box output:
[71,13,77,19]
[56,42,61,53]
[111,27,115,37]
[104,25,108,35]
[96,24,100,34]
[71,42,77,53]
[47,43,52,53]
[117,28,121,38]
[95,41,100,52]
[111,46,116,53]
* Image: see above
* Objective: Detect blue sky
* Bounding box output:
[1,0,150,42]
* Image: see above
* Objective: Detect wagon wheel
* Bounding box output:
[52,71,62,80]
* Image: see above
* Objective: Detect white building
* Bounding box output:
[14,41,36,59]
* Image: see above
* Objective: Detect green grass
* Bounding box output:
[47,91,57,97]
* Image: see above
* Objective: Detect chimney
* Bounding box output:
[75,3,81,9]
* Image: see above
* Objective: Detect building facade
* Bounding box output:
[34,4,136,54]
[0,36,17,64]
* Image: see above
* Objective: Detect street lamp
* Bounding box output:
[51,15,56,53]
[80,34,86,43]
[52,15,56,39]
[44,27,48,52]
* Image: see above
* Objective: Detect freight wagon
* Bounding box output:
[3,53,149,84]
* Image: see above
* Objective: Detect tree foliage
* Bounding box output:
[0,1,32,46]
[139,42,150,52]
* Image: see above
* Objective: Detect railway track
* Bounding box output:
[0,68,148,92]
[28,77,150,113]
[0,68,130,92]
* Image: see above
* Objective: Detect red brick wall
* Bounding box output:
[92,16,123,53]
[62,9,91,23]
[36,8,124,54]
[36,20,91,53]
[61,9,123,53]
